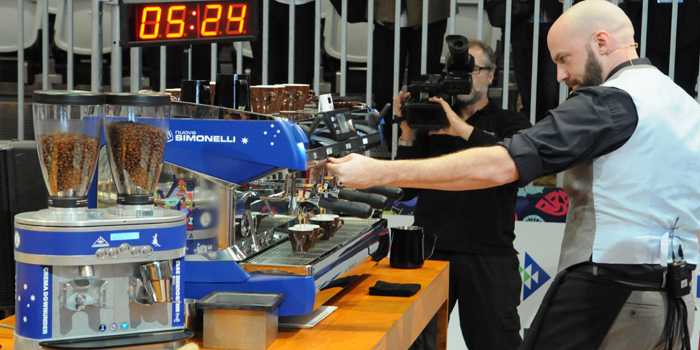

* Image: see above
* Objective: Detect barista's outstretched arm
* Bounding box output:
[327,143,519,191]
[328,92,521,190]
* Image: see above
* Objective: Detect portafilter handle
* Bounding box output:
[338,189,389,210]
[358,186,404,201]
[318,197,373,219]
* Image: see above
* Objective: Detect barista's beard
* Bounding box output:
[580,46,605,88]
[566,47,605,89]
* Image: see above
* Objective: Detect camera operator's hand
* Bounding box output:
[428,97,474,141]
[393,91,418,141]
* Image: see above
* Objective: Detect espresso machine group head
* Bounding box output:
[13,91,191,349]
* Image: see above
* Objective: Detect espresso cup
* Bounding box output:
[288,224,325,252]
[250,85,285,114]
[180,80,212,105]
[310,214,344,239]
[282,84,310,111]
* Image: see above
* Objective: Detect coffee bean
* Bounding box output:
[39,133,99,195]
[106,121,167,192]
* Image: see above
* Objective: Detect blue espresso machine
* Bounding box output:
[156,102,389,318]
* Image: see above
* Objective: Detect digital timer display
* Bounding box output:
[119,0,257,47]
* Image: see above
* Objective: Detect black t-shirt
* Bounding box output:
[396,102,532,254]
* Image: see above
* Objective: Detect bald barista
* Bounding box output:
[327,0,700,348]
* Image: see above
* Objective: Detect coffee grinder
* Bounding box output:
[14,91,191,349]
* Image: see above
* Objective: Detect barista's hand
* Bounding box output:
[393,91,418,140]
[428,97,474,140]
[327,154,384,189]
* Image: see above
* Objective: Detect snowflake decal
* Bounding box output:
[242,138,248,144]
[23,284,27,290]
[23,316,27,323]
[30,295,35,302]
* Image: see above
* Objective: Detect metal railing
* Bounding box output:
[9,0,700,148]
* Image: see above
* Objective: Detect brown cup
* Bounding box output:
[250,85,285,114]
[310,214,344,240]
[281,84,310,111]
[288,224,325,252]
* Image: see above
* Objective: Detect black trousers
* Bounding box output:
[522,267,639,350]
[411,251,523,350]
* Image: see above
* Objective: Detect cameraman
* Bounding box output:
[395,40,531,349]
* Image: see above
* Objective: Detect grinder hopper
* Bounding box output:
[32,90,104,209]
[103,93,171,207]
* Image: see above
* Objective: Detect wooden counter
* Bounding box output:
[0,260,449,350]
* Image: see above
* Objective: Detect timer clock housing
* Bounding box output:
[119,0,258,47]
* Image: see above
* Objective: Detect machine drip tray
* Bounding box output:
[39,329,194,349]
[279,305,338,329]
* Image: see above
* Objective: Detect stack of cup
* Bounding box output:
[250,85,285,114]
[279,84,310,112]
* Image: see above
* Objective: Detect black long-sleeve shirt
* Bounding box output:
[502,60,643,186]
[396,102,532,254]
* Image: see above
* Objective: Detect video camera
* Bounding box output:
[402,35,475,130]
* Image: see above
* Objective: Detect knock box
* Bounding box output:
[197,291,285,350]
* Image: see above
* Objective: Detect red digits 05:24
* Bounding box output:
[138,3,247,40]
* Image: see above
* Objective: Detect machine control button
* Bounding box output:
[108,248,118,258]
[121,322,129,330]
[110,323,118,331]
[99,324,106,332]
[142,246,153,256]
[131,247,141,257]
[96,249,106,260]
[119,243,131,254]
